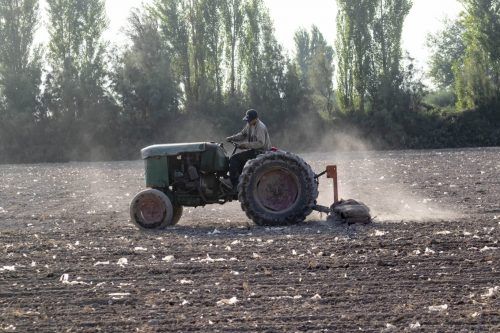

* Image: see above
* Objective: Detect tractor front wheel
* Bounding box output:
[130,189,177,230]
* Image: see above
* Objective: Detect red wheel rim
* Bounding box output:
[256,168,299,212]
[137,193,165,225]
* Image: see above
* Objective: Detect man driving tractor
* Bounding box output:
[226,109,271,189]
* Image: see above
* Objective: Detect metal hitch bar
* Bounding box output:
[315,165,338,204]
[313,165,339,215]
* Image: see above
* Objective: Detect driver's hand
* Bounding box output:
[238,143,248,149]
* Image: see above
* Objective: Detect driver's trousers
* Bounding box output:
[229,149,261,188]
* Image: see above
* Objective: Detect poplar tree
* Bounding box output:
[336,0,377,113]
[240,0,285,124]
[0,0,42,162]
[0,0,42,118]
[294,26,335,117]
[45,0,108,120]
[221,0,244,97]
[369,0,412,111]
[44,0,113,159]
[112,8,179,146]
[455,0,500,109]
[335,7,355,113]
[336,0,412,113]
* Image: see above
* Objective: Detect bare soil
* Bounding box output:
[1,148,499,332]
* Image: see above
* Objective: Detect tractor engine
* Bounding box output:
[172,153,220,201]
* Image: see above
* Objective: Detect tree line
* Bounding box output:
[0,0,498,164]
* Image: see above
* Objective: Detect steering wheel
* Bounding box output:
[220,141,239,157]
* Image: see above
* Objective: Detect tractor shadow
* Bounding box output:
[134,217,381,240]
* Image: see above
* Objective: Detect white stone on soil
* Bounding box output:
[311,294,322,300]
[117,258,128,267]
[428,304,448,312]
[481,286,499,298]
[162,255,175,262]
[0,266,15,272]
[216,297,238,306]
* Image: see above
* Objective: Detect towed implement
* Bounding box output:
[130,142,371,229]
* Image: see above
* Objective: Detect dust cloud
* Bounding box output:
[170,116,224,144]
[307,131,462,222]
[83,117,462,223]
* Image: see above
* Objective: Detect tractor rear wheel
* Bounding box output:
[238,152,318,226]
[130,189,176,230]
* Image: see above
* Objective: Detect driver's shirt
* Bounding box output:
[228,120,271,151]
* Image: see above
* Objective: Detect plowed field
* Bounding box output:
[1,148,499,332]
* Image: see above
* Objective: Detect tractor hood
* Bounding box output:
[141,142,209,159]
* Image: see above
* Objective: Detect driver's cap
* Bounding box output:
[243,109,258,122]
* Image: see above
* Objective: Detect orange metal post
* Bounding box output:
[326,165,338,203]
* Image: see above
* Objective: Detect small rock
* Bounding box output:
[162,255,174,262]
[216,296,238,306]
[481,286,499,298]
[385,323,397,331]
[93,261,110,266]
[409,322,421,330]
[428,304,448,312]
[424,248,435,255]
[117,258,128,267]
[311,294,322,300]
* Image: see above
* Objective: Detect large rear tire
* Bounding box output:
[238,152,318,226]
[130,189,175,230]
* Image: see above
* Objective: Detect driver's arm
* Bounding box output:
[226,125,248,142]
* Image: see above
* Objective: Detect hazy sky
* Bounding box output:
[40,0,463,70]
[266,0,463,69]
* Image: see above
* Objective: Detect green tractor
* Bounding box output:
[130,142,319,229]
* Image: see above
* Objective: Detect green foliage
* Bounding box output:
[151,0,288,131]
[336,0,377,113]
[242,0,286,126]
[463,0,500,63]
[454,43,496,109]
[427,19,466,88]
[0,0,43,163]
[0,0,499,164]
[293,26,335,117]
[335,5,355,113]
[111,9,180,149]
[0,0,41,117]
[153,0,191,105]
[45,0,108,116]
[336,0,412,114]
[221,0,244,97]
[424,89,457,108]
[369,0,412,113]
[43,0,116,160]
[454,0,500,109]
